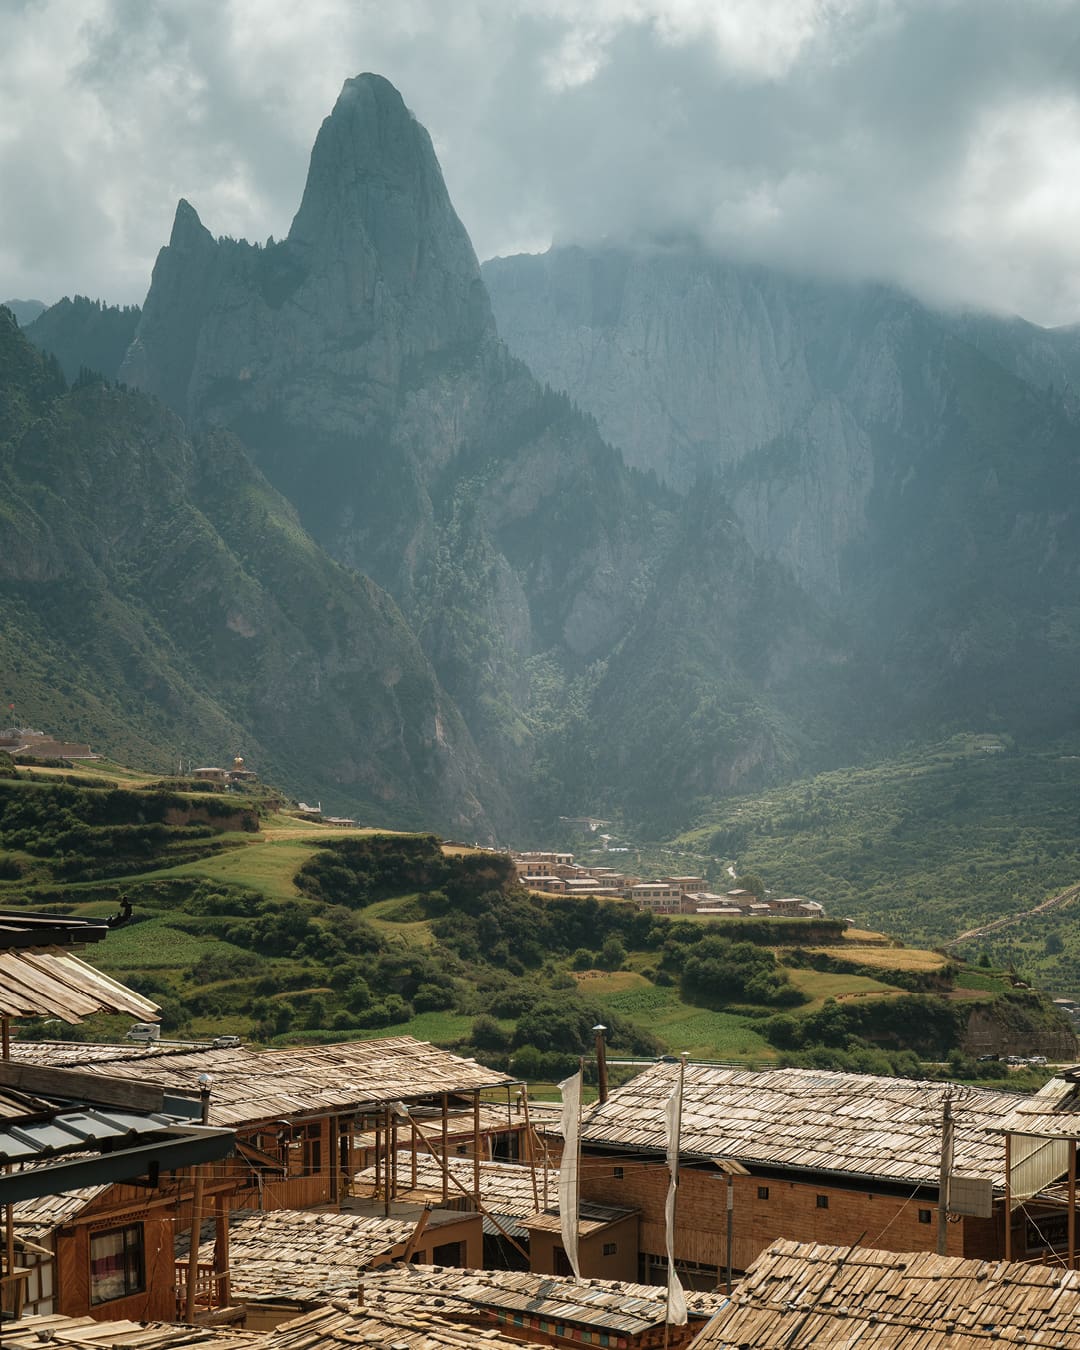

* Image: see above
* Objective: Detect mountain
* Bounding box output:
[116,75,840,829]
[2,299,47,327]
[0,305,494,832]
[24,296,141,383]
[485,244,1080,743]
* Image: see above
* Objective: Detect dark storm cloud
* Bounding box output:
[3,0,1080,323]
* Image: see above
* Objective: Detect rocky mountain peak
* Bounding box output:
[168,198,214,252]
[287,73,492,349]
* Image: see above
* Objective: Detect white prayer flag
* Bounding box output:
[664,1072,688,1325]
[558,1067,583,1280]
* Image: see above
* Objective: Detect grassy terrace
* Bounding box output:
[0,757,1064,1078]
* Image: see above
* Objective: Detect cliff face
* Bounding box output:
[485,243,1080,744]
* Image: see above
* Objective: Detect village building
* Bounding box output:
[690,1237,1080,1348]
[567,1062,1044,1286]
[354,1151,640,1281]
[9,1036,516,1323]
[181,1207,483,1327]
[0,728,99,761]
[352,1264,726,1349]
[0,907,233,1326]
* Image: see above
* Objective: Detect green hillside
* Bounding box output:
[1,757,1071,1085]
[671,735,1080,947]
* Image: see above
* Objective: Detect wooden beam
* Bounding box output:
[0,1061,174,1113]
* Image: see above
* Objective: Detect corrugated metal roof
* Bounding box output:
[0,1105,188,1163]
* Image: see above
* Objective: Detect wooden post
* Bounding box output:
[473,1091,481,1205]
[2,1016,11,1303]
[411,1116,418,1190]
[441,1093,449,1204]
[384,1107,392,1217]
[1004,1133,1013,1262]
[1069,1139,1076,1270]
[594,1024,609,1104]
[184,1081,212,1322]
[390,1112,398,1202]
[214,1193,231,1309]
[726,1173,734,1296]
[373,1113,382,1201]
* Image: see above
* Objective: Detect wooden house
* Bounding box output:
[689,1237,1080,1348]
[9,1036,515,1322]
[353,1264,727,1349]
[574,1063,1031,1286]
[182,1206,483,1327]
[357,1151,641,1281]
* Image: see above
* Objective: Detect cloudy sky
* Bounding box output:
[4,0,1080,324]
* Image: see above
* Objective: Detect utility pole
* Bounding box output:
[937,1086,954,1256]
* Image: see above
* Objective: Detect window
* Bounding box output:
[918,1209,932,1224]
[603,1242,618,1256]
[613,1167,624,1179]
[89,1224,145,1305]
[757,1186,770,1200]
[815,1195,829,1209]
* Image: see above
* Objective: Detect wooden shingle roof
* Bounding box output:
[581,1063,1018,1188]
[265,1302,535,1349]
[690,1238,1080,1348]
[2,1314,263,1350]
[190,1209,419,1301]
[12,1037,513,1127]
[357,1264,726,1336]
[0,950,158,1022]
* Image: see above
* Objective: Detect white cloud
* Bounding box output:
[2,0,1080,323]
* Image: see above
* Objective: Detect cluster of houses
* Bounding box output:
[0,726,99,761]
[511,851,825,919]
[6,910,1080,1346]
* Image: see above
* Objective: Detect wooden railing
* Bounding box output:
[175,1260,217,1317]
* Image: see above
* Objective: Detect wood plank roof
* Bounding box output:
[690,1238,1080,1348]
[11,1036,514,1127]
[186,1209,420,1301]
[997,1070,1080,1138]
[580,1063,1019,1188]
[0,949,159,1021]
[268,1304,537,1349]
[356,1264,726,1335]
[2,1314,262,1350]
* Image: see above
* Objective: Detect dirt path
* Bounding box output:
[949,881,1080,946]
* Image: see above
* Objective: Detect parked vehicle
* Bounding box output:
[126,1022,161,1043]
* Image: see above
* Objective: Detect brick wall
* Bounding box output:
[580,1156,998,1272]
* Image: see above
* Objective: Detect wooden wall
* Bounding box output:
[57,1215,176,1323]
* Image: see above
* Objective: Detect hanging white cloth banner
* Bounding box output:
[664,1072,688,1325]
[558,1067,583,1280]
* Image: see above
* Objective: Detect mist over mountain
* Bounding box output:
[2,299,47,327]
[486,243,1080,745]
